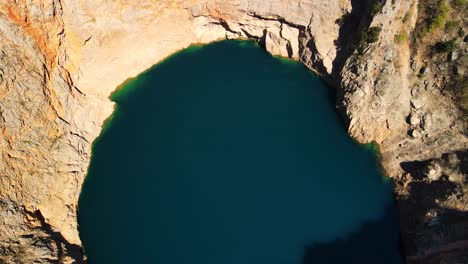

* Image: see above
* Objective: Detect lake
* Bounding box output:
[78,40,403,264]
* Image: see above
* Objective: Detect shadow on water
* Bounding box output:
[302,203,405,264]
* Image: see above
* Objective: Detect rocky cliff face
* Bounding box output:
[0,0,466,263]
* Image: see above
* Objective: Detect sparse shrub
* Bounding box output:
[427,2,450,33]
[433,38,457,53]
[416,0,452,37]
[357,27,382,54]
[452,0,467,8]
[395,32,409,44]
[370,1,385,16]
[366,27,382,43]
[418,67,426,79]
[445,21,459,33]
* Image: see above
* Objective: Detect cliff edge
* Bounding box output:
[0,0,466,263]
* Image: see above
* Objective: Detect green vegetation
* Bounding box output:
[413,0,466,116]
[370,1,385,16]
[433,38,457,53]
[427,2,450,33]
[418,67,427,79]
[445,20,459,33]
[358,27,382,54]
[416,0,452,37]
[338,1,385,56]
[452,0,467,8]
[395,32,409,44]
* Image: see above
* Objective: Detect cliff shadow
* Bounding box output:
[302,203,405,264]
[32,209,86,264]
[398,154,468,261]
[332,0,384,77]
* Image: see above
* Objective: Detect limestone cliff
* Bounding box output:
[0,0,466,263]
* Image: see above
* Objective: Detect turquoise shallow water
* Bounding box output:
[78,40,403,264]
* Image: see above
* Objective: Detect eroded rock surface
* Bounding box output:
[0,0,466,263]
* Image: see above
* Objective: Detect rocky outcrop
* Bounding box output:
[0,0,466,263]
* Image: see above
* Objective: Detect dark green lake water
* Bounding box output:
[78,40,403,264]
